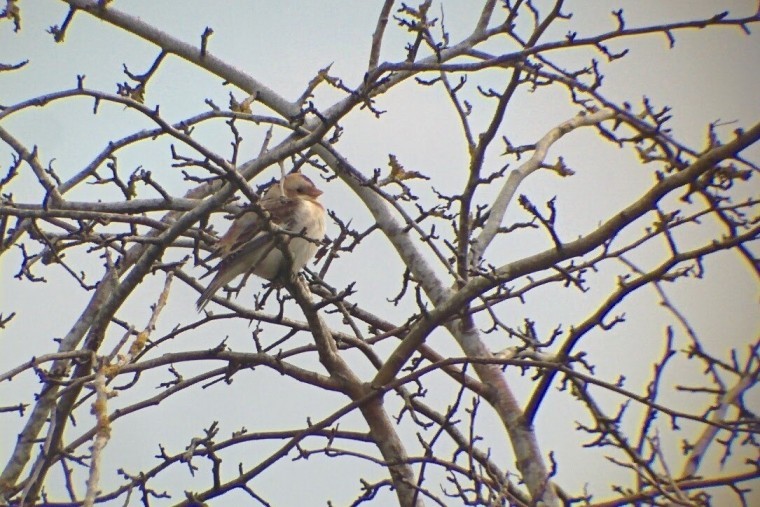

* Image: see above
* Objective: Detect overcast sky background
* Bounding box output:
[1,1,759,505]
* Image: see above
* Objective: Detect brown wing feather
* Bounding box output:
[261,197,301,230]
[219,197,299,253]
[203,197,300,276]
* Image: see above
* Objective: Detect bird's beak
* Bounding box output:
[305,187,323,198]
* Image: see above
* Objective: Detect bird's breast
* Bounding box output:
[284,201,326,273]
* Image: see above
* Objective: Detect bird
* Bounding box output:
[196,173,326,311]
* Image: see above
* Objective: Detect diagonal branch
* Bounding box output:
[60,0,299,119]
[470,108,616,268]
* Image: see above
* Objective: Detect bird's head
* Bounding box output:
[281,173,323,199]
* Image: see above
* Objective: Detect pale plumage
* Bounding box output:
[196,173,326,311]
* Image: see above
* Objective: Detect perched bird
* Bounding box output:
[196,173,326,311]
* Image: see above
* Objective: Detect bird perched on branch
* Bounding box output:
[196,173,326,311]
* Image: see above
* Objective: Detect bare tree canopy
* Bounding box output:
[1,1,758,506]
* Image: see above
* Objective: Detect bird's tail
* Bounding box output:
[196,277,224,312]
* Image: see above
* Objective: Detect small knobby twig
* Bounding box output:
[0,127,63,206]
[200,26,213,57]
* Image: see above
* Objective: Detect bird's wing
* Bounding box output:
[201,211,259,263]
[262,196,303,231]
[200,197,302,279]
[229,197,302,247]
[203,197,290,257]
